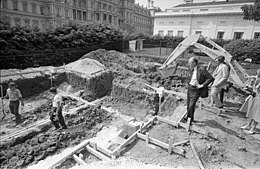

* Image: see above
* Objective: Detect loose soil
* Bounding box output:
[1,49,260,169]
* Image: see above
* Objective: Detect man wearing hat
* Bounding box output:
[211,56,230,108]
[49,87,67,130]
[4,82,24,124]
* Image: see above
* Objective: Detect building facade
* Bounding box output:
[153,0,260,39]
[0,0,153,34]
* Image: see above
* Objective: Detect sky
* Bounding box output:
[135,0,212,10]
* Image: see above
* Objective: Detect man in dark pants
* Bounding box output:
[185,57,214,124]
[3,82,24,125]
[49,87,67,130]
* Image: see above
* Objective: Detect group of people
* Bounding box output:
[2,56,259,134]
[185,55,259,134]
[184,56,230,124]
[2,82,67,130]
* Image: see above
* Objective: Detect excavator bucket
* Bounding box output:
[159,34,200,78]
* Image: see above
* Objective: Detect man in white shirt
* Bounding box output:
[49,87,67,130]
[211,56,230,108]
[3,82,24,125]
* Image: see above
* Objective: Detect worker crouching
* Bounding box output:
[49,87,67,130]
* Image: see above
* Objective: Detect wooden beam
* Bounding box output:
[156,116,178,127]
[86,145,111,161]
[201,105,224,115]
[179,122,218,140]
[47,140,90,169]
[190,141,205,169]
[177,111,187,126]
[186,118,191,132]
[72,154,87,166]
[112,132,138,157]
[88,142,113,158]
[112,116,156,157]
[146,132,149,145]
[172,140,189,147]
[137,133,185,156]
[168,137,174,155]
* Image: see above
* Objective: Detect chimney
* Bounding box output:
[151,1,154,7]
[148,0,151,8]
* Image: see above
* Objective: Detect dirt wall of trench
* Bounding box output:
[1,76,51,98]
[54,71,113,101]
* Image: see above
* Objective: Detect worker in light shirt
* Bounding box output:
[49,87,67,130]
[3,82,24,125]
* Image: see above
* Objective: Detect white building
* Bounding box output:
[153,0,260,39]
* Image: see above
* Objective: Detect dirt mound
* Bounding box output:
[66,58,106,76]
[0,106,112,169]
[81,49,144,73]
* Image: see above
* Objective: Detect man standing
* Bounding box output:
[185,57,214,124]
[211,56,229,108]
[49,87,67,130]
[4,82,24,125]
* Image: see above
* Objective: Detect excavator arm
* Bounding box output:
[159,34,249,88]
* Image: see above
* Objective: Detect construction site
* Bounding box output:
[1,34,260,169]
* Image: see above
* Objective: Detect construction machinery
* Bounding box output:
[159,34,254,89]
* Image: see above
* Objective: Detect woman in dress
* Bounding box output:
[241,69,260,134]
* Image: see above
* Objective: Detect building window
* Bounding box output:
[32,20,39,28]
[233,32,243,40]
[158,30,164,36]
[96,13,100,21]
[13,0,18,10]
[83,12,87,21]
[73,0,77,7]
[217,32,225,39]
[32,3,37,14]
[109,15,112,23]
[219,21,226,25]
[73,9,76,20]
[77,10,82,20]
[195,31,202,35]
[254,32,260,39]
[22,2,28,12]
[65,8,69,18]
[177,31,184,37]
[3,0,8,9]
[168,31,173,36]
[103,4,106,10]
[200,9,208,11]
[24,19,30,28]
[98,2,101,9]
[40,6,44,15]
[14,18,21,26]
[103,14,107,21]
[56,6,61,17]
[183,9,190,12]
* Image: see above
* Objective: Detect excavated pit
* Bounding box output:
[1,49,258,169]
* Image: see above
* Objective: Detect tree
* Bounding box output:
[241,0,260,22]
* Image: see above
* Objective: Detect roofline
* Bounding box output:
[167,1,254,10]
[155,12,243,18]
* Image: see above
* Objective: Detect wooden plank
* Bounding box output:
[89,142,113,157]
[179,122,218,140]
[137,133,185,156]
[177,111,187,125]
[168,137,174,155]
[112,117,156,157]
[47,140,90,169]
[190,141,205,169]
[157,116,178,127]
[146,133,149,145]
[112,132,138,157]
[173,140,189,147]
[72,154,87,166]
[186,118,191,132]
[201,105,224,115]
[86,145,111,161]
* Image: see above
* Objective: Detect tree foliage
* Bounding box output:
[241,0,260,22]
